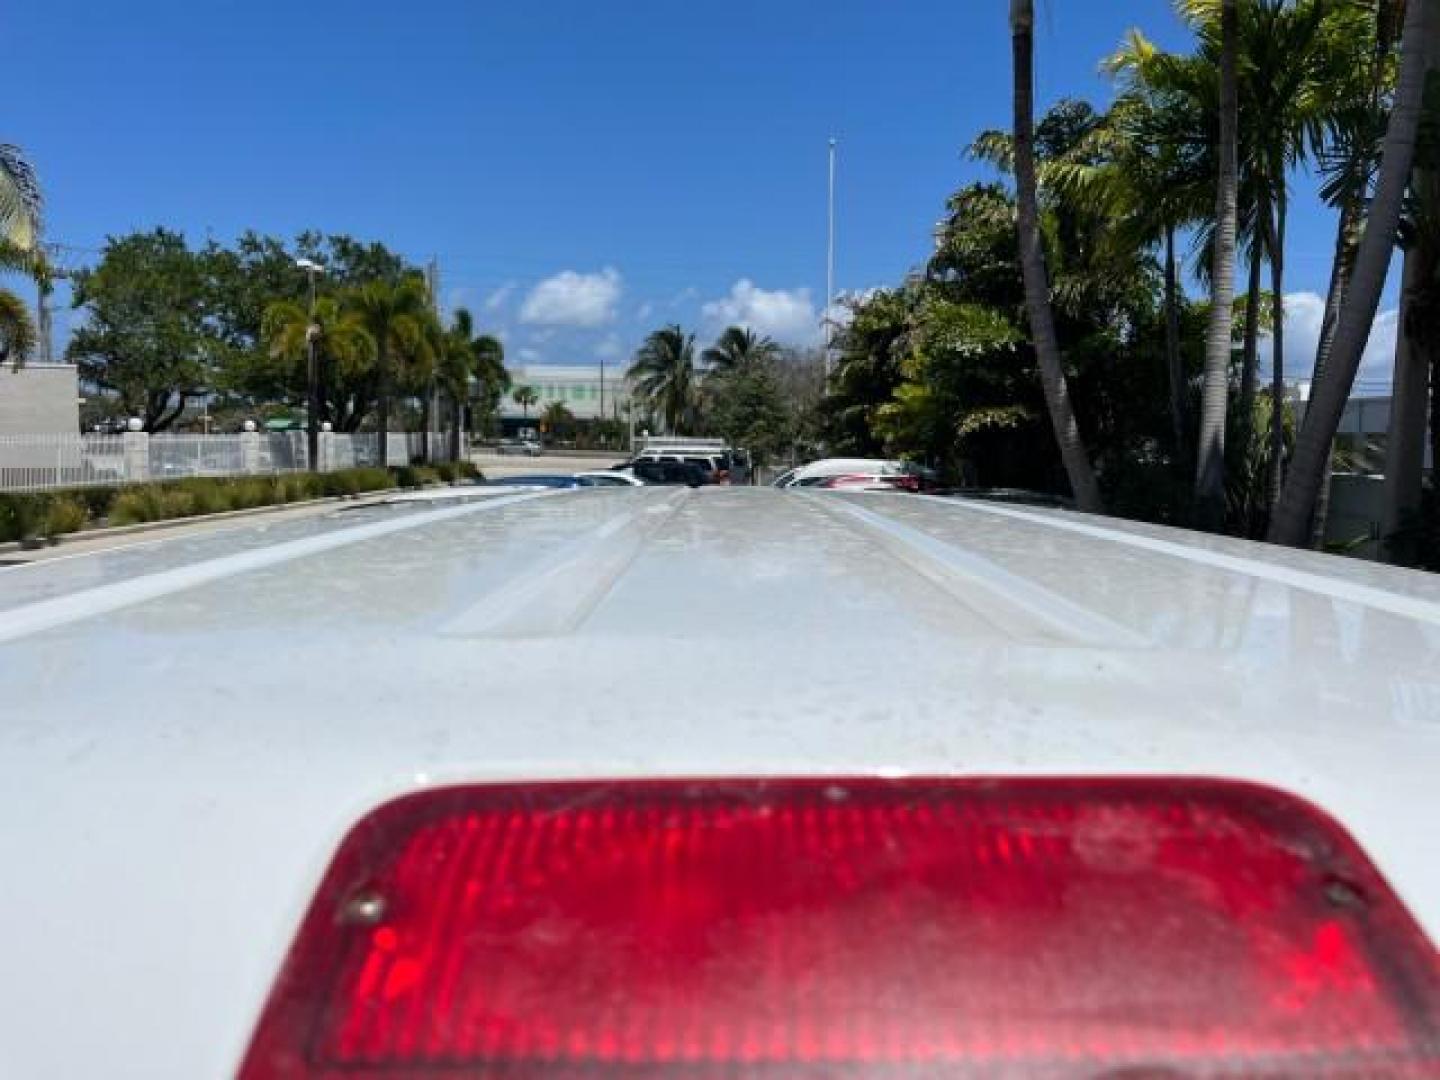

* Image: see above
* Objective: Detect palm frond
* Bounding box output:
[0,144,42,250]
[0,286,38,370]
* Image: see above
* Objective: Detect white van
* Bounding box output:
[772,457,908,488]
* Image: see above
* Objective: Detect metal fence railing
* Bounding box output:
[149,434,250,480]
[0,434,128,492]
[0,428,460,494]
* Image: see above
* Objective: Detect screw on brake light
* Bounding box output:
[240,779,1440,1078]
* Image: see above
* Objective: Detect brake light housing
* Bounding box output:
[241,778,1440,1078]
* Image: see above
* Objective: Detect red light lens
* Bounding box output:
[241,780,1440,1078]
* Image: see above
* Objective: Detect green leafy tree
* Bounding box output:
[439,308,508,456]
[66,229,227,431]
[261,296,377,431]
[347,276,435,436]
[541,399,576,440]
[628,324,698,434]
[701,326,780,375]
[512,384,539,420]
[209,232,414,406]
[707,358,791,468]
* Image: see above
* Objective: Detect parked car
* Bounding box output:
[496,439,542,457]
[574,471,644,487]
[634,451,730,483]
[817,472,922,492]
[773,458,909,488]
[628,459,710,486]
[483,474,579,489]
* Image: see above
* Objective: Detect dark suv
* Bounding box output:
[627,460,710,487]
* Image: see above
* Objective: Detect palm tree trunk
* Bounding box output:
[1267,191,1288,520]
[1313,198,1356,386]
[1195,0,1240,531]
[1306,201,1358,550]
[1270,0,1434,545]
[1381,7,1440,556]
[1010,0,1103,513]
[1237,230,1265,449]
[1163,224,1187,459]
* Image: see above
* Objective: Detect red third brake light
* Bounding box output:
[241,779,1440,1078]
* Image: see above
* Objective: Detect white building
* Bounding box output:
[0,363,80,435]
[498,365,632,424]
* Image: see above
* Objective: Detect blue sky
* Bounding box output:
[7,0,1399,388]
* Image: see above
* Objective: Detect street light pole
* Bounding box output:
[297,258,325,471]
[826,137,837,377]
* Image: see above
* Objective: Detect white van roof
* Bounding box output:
[1,488,1438,1075]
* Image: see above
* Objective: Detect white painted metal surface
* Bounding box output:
[0,488,1437,1078]
[773,457,906,487]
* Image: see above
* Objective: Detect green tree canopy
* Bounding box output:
[628,324,698,434]
[66,229,229,430]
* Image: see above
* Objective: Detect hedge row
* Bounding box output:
[0,460,482,544]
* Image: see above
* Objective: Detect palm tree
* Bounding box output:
[1009,0,1102,513]
[1271,0,1435,546]
[2,144,45,369]
[628,324,698,434]
[439,308,507,460]
[0,144,42,251]
[262,296,376,433]
[541,399,575,441]
[512,384,539,421]
[0,287,36,369]
[347,277,434,451]
[702,326,780,376]
[1193,0,1239,530]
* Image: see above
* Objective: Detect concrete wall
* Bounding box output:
[0,364,80,435]
[1325,473,1386,559]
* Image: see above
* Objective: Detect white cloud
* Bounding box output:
[1258,291,1399,392]
[519,267,623,327]
[517,346,542,363]
[670,286,699,307]
[484,282,517,312]
[595,335,625,360]
[701,279,820,343]
[635,302,654,321]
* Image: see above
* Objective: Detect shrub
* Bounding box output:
[2,467,400,540]
[42,498,88,537]
[435,462,457,483]
[0,493,45,542]
[72,486,119,520]
[227,477,273,510]
[320,470,360,497]
[110,485,196,525]
[175,478,232,516]
[394,465,433,489]
[453,460,482,481]
[348,467,393,493]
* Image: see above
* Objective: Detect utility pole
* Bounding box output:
[296,258,325,471]
[825,137,837,377]
[426,257,441,462]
